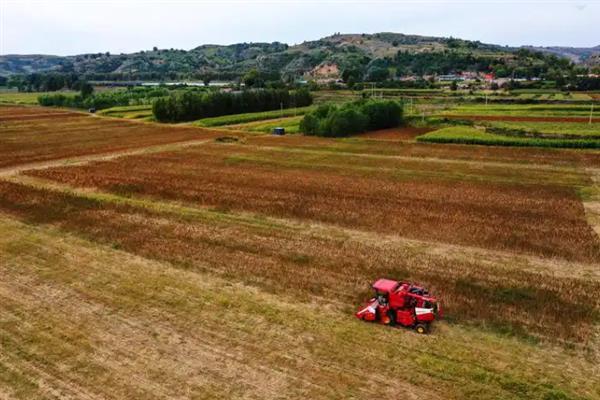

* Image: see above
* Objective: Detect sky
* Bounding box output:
[1,0,599,56]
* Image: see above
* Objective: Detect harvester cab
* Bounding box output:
[356,278,441,334]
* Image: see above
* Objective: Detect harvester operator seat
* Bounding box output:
[376,293,388,306]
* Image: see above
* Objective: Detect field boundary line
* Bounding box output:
[583,168,600,240]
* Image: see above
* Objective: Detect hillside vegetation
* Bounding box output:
[2,33,598,83]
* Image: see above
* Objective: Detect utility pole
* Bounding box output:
[590,103,595,125]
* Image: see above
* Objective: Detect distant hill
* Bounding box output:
[1,33,598,79]
[523,45,600,64]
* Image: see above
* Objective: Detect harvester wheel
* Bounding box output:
[415,323,428,334]
[387,311,396,326]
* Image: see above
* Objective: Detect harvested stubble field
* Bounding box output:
[1,107,600,399]
[2,213,598,400]
[0,105,225,168]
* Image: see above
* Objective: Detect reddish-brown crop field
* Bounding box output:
[0,179,597,343]
[27,141,600,262]
[0,105,226,168]
[246,134,600,167]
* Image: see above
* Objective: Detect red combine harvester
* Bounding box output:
[356,279,441,334]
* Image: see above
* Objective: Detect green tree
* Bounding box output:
[243,69,263,88]
[326,107,368,137]
[366,67,389,82]
[78,81,94,97]
[301,100,401,137]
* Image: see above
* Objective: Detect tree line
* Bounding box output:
[300,99,403,137]
[38,86,170,110]
[7,73,97,92]
[152,88,312,122]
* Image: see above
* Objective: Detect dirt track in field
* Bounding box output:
[442,114,600,123]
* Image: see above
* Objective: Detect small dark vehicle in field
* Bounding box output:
[356,279,441,333]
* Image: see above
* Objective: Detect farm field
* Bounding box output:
[0,105,227,168]
[191,106,314,127]
[97,104,153,120]
[0,105,599,399]
[440,103,599,119]
[24,139,600,262]
[223,115,303,133]
[0,90,76,105]
[417,126,600,148]
[483,120,600,138]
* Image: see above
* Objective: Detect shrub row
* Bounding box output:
[300,99,403,137]
[152,88,312,122]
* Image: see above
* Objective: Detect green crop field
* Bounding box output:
[417,126,600,148]
[441,103,598,117]
[225,115,303,133]
[192,106,315,127]
[484,121,600,138]
[97,104,154,120]
[0,91,74,105]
